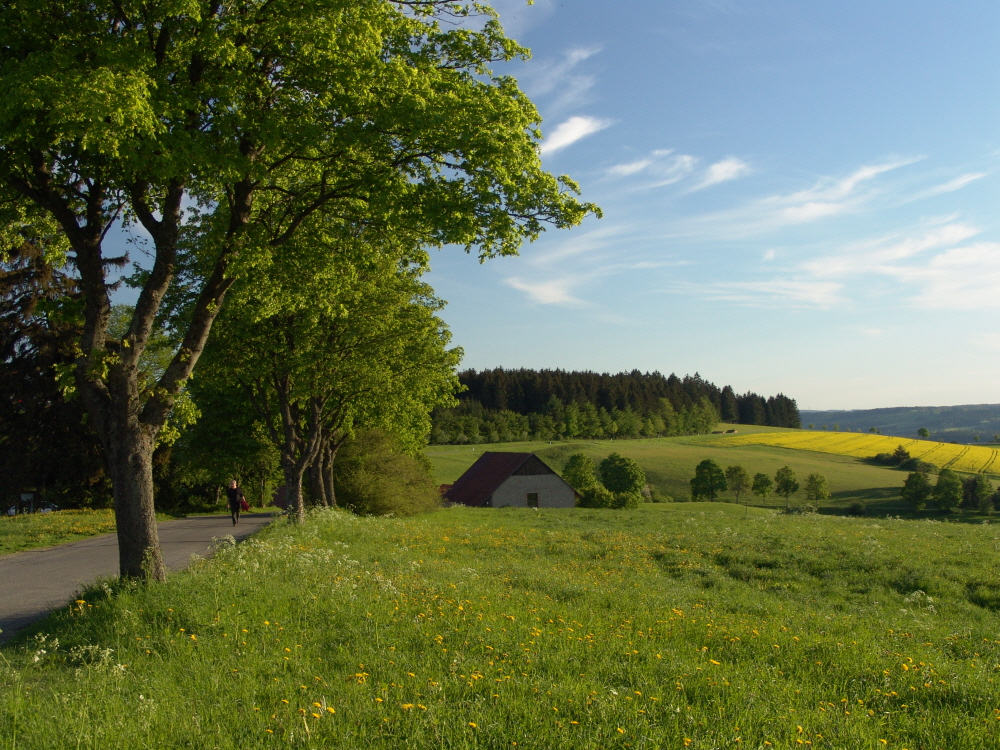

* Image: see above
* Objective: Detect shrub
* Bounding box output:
[847,502,866,516]
[334,431,441,517]
[578,485,614,509]
[899,457,936,473]
[611,491,642,510]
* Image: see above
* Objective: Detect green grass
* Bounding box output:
[0,506,274,557]
[0,509,116,556]
[425,426,994,520]
[4,505,1000,748]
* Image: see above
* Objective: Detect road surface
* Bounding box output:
[0,512,274,642]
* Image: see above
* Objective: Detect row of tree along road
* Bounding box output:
[0,3,600,579]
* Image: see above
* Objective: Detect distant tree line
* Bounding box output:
[430,369,800,444]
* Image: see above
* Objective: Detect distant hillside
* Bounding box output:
[800,404,1000,444]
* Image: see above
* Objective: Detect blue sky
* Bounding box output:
[426,0,1000,410]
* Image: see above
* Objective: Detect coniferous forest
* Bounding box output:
[430,368,800,444]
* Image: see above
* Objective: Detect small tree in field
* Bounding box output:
[892,445,911,464]
[804,473,830,506]
[917,428,930,439]
[752,473,773,505]
[774,466,799,509]
[901,471,932,510]
[599,453,646,495]
[724,465,751,504]
[933,469,962,513]
[563,453,598,490]
[690,459,727,501]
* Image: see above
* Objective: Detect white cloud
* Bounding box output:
[607,157,657,177]
[521,47,602,112]
[647,154,699,187]
[885,241,1000,309]
[762,249,776,261]
[504,276,584,305]
[690,279,846,308]
[686,156,923,236]
[540,115,612,154]
[801,221,981,278]
[693,157,751,189]
[915,172,988,199]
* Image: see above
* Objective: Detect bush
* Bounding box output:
[580,484,615,508]
[899,457,936,473]
[611,490,642,510]
[334,431,441,517]
[578,485,614,509]
[847,502,866,516]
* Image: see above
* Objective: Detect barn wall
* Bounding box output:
[491,475,576,508]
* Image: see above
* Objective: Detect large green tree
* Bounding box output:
[0,1,596,577]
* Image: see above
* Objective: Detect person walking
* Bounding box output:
[226,480,246,526]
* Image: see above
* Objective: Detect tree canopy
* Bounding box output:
[690,459,727,502]
[0,0,598,577]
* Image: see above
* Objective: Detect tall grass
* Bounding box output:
[2,504,1000,748]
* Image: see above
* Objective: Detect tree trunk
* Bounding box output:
[309,460,328,507]
[105,432,164,580]
[323,442,339,508]
[282,456,308,522]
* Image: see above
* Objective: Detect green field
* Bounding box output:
[425,425,952,517]
[0,510,117,557]
[4,505,1000,749]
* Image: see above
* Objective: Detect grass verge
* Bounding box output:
[0,510,116,556]
[2,504,1000,748]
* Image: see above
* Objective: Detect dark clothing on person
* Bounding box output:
[226,486,244,511]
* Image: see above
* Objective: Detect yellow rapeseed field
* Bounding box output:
[715,431,1000,474]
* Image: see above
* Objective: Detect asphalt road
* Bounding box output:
[0,512,274,642]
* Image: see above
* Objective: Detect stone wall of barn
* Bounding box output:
[490,475,577,508]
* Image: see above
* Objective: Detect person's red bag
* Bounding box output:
[240,498,250,512]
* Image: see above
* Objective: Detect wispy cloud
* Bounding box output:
[693,157,751,190]
[522,47,602,112]
[647,155,699,187]
[913,172,988,200]
[883,241,1000,309]
[540,115,612,154]
[505,277,585,306]
[801,220,980,278]
[688,279,846,308]
[686,156,924,236]
[730,220,1000,310]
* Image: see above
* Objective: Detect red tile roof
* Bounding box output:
[444,452,535,507]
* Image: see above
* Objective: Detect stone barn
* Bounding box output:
[444,452,578,509]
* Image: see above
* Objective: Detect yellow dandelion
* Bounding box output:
[468,722,477,728]
[311,713,321,719]
[617,728,625,734]
[326,707,335,714]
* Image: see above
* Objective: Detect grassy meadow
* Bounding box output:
[0,509,116,557]
[3,505,1000,748]
[426,426,937,516]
